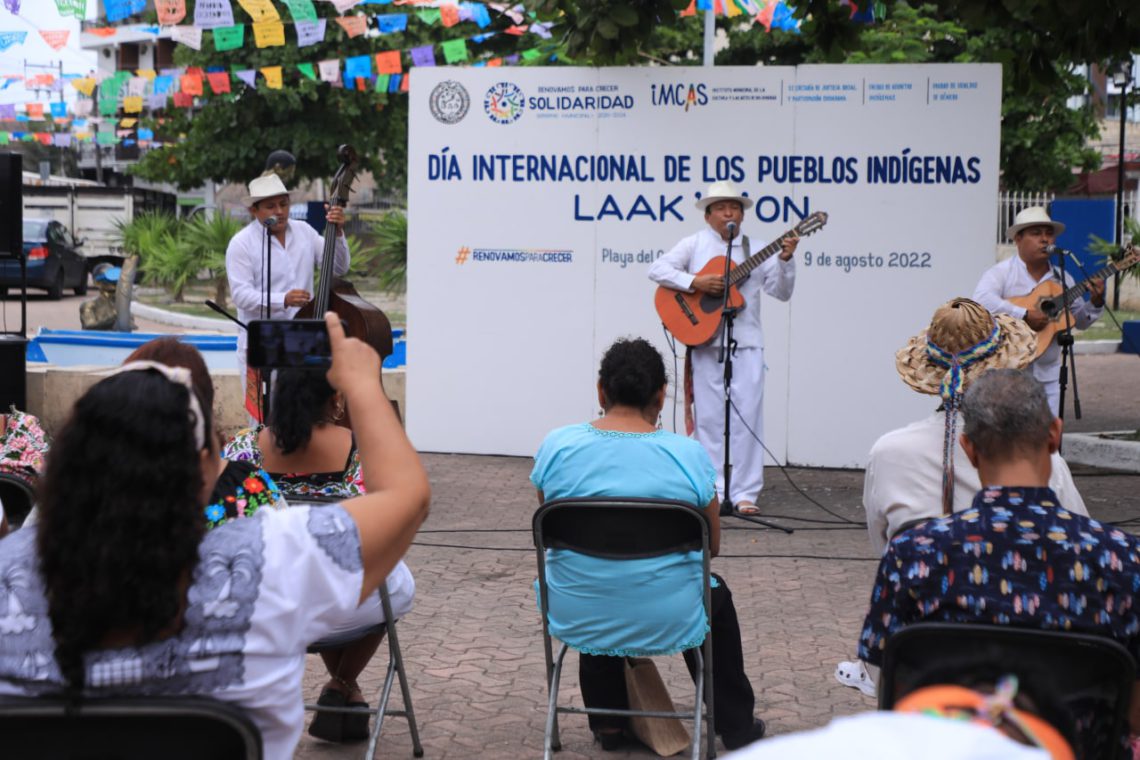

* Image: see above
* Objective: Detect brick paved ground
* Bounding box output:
[295,457,1140,759]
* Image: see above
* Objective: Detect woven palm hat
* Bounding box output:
[895,298,1036,396]
[244,174,290,206]
[1007,206,1065,239]
[695,180,754,212]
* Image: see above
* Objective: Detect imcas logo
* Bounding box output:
[484,82,525,124]
[651,83,709,111]
[429,80,470,124]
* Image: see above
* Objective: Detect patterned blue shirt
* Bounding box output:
[858,486,1140,666]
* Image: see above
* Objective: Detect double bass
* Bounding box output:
[295,145,395,408]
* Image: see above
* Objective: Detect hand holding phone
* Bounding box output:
[324,311,381,399]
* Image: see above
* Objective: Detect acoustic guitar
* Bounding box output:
[654,211,828,346]
[1007,245,1139,359]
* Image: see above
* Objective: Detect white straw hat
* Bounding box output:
[1006,206,1065,239]
[695,180,753,212]
[245,174,290,206]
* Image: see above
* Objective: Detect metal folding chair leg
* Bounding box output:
[373,585,424,759]
[543,643,570,760]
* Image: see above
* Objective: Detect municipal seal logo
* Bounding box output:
[429,80,470,125]
[484,82,525,124]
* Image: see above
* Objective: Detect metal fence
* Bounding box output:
[997,190,1139,244]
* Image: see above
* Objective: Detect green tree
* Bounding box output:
[132,1,550,194]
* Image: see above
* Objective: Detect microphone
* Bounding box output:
[261,216,279,228]
[726,221,737,237]
[1045,244,1068,256]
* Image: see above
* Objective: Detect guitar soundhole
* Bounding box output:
[1039,298,1059,318]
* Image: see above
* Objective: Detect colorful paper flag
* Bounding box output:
[180,73,204,96]
[416,8,440,25]
[206,71,231,93]
[39,30,70,51]
[325,0,361,11]
[441,38,467,63]
[344,54,372,81]
[374,74,389,92]
[295,19,326,47]
[172,25,203,50]
[86,27,118,38]
[235,69,258,88]
[282,0,317,20]
[297,62,317,80]
[194,0,235,29]
[439,4,460,27]
[334,15,368,37]
[123,96,143,113]
[153,75,174,94]
[25,103,44,120]
[0,31,26,51]
[387,74,401,93]
[155,0,186,24]
[119,117,137,127]
[53,133,72,147]
[172,92,194,107]
[237,0,279,22]
[0,104,15,120]
[49,101,67,118]
[54,0,87,19]
[261,66,283,89]
[105,0,145,22]
[410,45,435,67]
[375,13,407,33]
[138,127,154,140]
[213,25,245,50]
[318,59,340,84]
[374,50,401,74]
[253,20,285,47]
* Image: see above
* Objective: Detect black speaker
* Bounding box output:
[0,152,21,259]
[0,335,26,409]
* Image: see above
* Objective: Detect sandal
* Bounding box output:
[735,502,761,516]
[835,660,877,697]
[308,687,347,742]
[342,699,373,742]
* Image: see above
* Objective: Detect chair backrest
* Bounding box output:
[0,473,35,527]
[533,498,711,656]
[0,696,263,759]
[534,497,708,559]
[880,622,1136,760]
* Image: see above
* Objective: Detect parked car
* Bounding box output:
[0,218,88,299]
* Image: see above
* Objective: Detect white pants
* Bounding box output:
[325,559,416,636]
[691,344,766,504]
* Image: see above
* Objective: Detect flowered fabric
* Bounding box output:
[858,486,1140,667]
[0,406,49,488]
[205,460,286,530]
[221,426,365,499]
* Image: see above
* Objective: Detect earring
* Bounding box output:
[657,415,663,430]
[333,399,346,421]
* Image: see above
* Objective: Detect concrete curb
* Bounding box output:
[1062,431,1140,473]
[1074,340,1121,355]
[131,301,238,333]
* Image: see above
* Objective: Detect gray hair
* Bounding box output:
[960,369,1053,459]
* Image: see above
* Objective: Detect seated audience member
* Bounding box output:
[726,668,1075,759]
[0,404,51,527]
[864,298,1087,555]
[531,337,765,752]
[223,368,415,743]
[0,314,430,759]
[839,299,1089,695]
[122,337,286,527]
[857,369,1140,679]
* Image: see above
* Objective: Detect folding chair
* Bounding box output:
[879,622,1137,760]
[300,497,423,759]
[0,695,262,759]
[0,471,36,528]
[533,497,716,760]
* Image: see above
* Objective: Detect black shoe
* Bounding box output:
[593,729,626,751]
[721,718,766,750]
[342,701,372,742]
[308,688,347,743]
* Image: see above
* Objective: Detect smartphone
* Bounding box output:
[247,319,332,370]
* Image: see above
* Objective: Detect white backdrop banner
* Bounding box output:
[407,64,1001,466]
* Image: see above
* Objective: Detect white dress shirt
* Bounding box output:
[225,219,350,377]
[863,411,1088,555]
[648,227,794,349]
[972,255,1101,391]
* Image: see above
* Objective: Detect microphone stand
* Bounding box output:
[716,225,792,534]
[258,222,274,423]
[1053,245,1080,432]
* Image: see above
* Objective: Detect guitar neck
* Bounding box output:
[1061,260,1121,307]
[728,233,790,285]
[313,210,342,314]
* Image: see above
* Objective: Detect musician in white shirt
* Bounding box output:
[973,206,1104,415]
[648,181,798,514]
[225,174,350,403]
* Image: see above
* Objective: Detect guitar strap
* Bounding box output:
[738,235,751,283]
